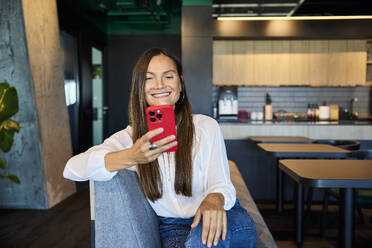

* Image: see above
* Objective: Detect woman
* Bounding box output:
[63,48,256,248]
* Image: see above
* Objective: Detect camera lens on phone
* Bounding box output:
[149,111,155,116]
[150,117,156,122]
[156,114,162,118]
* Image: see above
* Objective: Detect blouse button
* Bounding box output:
[168,178,171,182]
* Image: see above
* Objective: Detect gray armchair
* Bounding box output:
[90,161,276,248]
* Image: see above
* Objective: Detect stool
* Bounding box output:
[306,140,360,222]
[321,149,372,235]
[313,139,360,151]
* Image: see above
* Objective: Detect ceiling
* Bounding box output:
[58,0,181,35]
[212,0,372,18]
[59,0,372,35]
[82,0,180,23]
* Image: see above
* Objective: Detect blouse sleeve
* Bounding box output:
[204,118,236,211]
[63,127,135,182]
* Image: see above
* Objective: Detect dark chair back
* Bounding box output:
[314,140,360,151]
[347,149,372,159]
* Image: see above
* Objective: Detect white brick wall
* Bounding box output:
[213,86,372,118]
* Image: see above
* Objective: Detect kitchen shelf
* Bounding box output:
[367,61,372,64]
[212,84,361,87]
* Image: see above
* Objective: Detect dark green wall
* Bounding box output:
[183,0,212,6]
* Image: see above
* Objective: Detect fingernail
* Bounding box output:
[202,240,206,244]
[208,243,211,247]
[159,128,164,132]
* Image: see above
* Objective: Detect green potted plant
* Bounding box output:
[0,82,20,184]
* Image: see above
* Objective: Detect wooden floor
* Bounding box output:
[0,187,90,248]
[1,187,372,248]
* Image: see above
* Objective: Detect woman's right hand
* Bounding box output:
[129,128,177,164]
[104,128,177,172]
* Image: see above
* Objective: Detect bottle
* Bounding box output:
[213,102,218,119]
[315,104,319,121]
[307,104,312,120]
[311,104,316,121]
[264,93,273,120]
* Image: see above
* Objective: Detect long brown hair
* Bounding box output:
[129,48,194,202]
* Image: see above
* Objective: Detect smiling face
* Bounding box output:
[144,54,182,107]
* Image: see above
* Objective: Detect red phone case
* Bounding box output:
[146,105,178,152]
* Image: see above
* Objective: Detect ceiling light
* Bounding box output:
[212,3,298,8]
[217,15,372,21]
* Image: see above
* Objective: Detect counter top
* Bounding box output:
[219,120,372,140]
[218,119,372,125]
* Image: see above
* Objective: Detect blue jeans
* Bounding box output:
[159,199,257,248]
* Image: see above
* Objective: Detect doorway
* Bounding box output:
[92,47,106,145]
[61,31,108,153]
[61,30,79,154]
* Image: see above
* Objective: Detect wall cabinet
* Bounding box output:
[367,40,372,84]
[213,39,367,86]
[309,40,328,85]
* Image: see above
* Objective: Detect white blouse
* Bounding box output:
[63,114,236,218]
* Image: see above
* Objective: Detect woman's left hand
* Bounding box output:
[191,193,226,248]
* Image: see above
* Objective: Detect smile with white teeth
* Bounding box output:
[152,92,171,98]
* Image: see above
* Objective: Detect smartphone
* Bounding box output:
[146,105,178,152]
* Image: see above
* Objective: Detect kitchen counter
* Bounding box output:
[219,119,372,140]
[218,119,372,125]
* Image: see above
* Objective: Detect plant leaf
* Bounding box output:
[0,128,16,152]
[0,82,10,94]
[0,157,5,169]
[0,173,21,184]
[0,119,20,132]
[0,83,19,122]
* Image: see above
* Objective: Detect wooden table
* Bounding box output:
[279,159,372,248]
[257,143,350,213]
[249,136,314,144]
